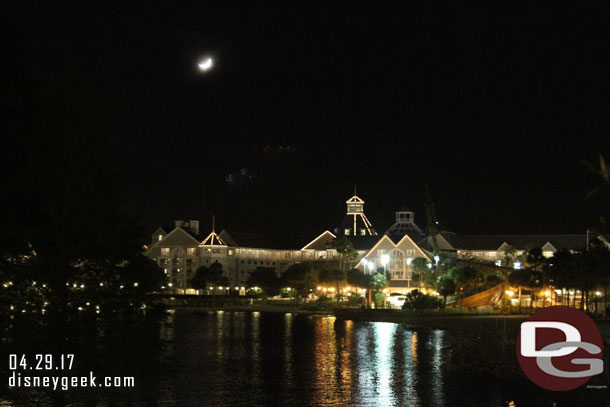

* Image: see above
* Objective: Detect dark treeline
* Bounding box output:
[1,60,167,405]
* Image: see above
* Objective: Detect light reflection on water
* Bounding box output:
[157,311,455,406]
[145,310,608,407]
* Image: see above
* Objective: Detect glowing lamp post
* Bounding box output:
[380,254,390,275]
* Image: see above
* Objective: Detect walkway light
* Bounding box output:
[380,254,390,266]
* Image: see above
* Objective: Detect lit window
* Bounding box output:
[158,235,163,241]
[345,229,351,236]
[228,249,234,256]
[161,248,170,256]
[360,229,366,236]
[187,248,196,255]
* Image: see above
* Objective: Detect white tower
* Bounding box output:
[340,188,377,236]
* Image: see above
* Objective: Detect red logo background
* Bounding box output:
[516,306,603,391]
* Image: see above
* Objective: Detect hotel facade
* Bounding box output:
[144,194,610,293]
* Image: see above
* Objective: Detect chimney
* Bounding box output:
[175,220,184,228]
[189,220,200,235]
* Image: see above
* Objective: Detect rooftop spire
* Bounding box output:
[200,214,226,246]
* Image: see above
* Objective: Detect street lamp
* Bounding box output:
[381,254,390,275]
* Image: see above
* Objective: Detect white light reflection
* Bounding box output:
[375,322,396,406]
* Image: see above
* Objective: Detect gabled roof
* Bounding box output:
[346,195,364,204]
[356,234,431,268]
[301,230,337,250]
[424,233,609,252]
[200,231,227,246]
[157,227,201,247]
[151,227,167,237]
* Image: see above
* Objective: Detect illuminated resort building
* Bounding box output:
[145,193,610,294]
[145,221,345,293]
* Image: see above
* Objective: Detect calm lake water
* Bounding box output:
[143,310,608,407]
[4,309,610,406]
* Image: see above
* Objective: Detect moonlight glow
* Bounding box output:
[198,57,213,72]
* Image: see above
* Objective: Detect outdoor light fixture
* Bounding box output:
[367,262,375,273]
[513,261,521,270]
[427,263,433,269]
[380,254,390,266]
[505,290,514,297]
[406,257,412,266]
[434,255,440,264]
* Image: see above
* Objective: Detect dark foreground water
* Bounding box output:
[4,310,610,406]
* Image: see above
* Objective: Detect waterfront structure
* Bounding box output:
[355,233,431,292]
[333,191,377,237]
[384,207,425,240]
[417,232,610,265]
[145,220,341,293]
[145,193,610,294]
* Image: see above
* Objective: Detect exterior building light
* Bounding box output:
[434,256,440,264]
[406,257,412,266]
[596,291,602,296]
[380,254,390,266]
[513,261,521,270]
[495,260,502,267]
[505,290,514,297]
[544,291,551,297]
[427,263,433,270]
[133,282,139,287]
[362,258,368,267]
[367,262,375,273]
[168,283,173,287]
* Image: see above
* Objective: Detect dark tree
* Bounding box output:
[281,263,314,305]
[247,267,281,298]
[436,274,457,306]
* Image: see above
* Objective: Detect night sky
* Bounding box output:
[3,1,609,239]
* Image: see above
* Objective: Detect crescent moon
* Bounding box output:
[198,58,213,71]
